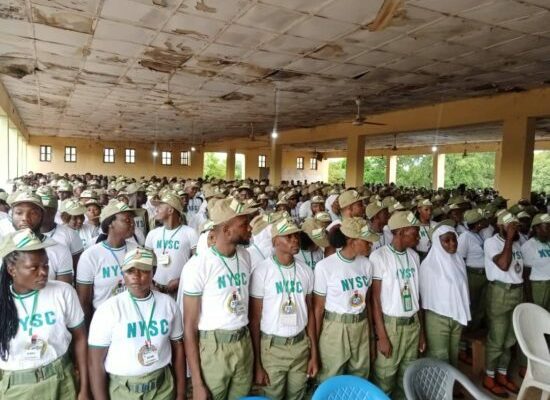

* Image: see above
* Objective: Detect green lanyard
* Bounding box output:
[162,225,182,254]
[14,289,39,337]
[301,250,314,268]
[212,246,241,290]
[273,255,297,303]
[130,292,156,345]
[389,245,410,285]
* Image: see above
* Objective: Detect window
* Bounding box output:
[296,157,304,170]
[310,157,318,170]
[180,151,191,166]
[103,148,115,163]
[258,154,266,168]
[125,148,136,164]
[40,145,51,162]
[161,151,172,165]
[65,146,76,163]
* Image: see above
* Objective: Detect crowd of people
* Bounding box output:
[0,171,548,400]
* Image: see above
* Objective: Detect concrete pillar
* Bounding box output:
[345,135,365,188]
[269,142,282,184]
[0,116,8,189]
[432,153,445,189]
[226,149,236,180]
[494,145,502,188]
[8,125,18,180]
[386,155,397,184]
[496,116,535,203]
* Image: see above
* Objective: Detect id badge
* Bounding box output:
[158,254,170,266]
[350,290,364,308]
[280,300,297,326]
[24,336,44,361]
[227,290,246,315]
[111,280,126,296]
[138,343,159,366]
[401,285,413,312]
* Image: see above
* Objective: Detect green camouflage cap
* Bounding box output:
[0,228,55,259]
[365,200,386,219]
[531,213,550,228]
[271,218,301,238]
[60,199,86,216]
[10,191,45,211]
[210,198,257,226]
[464,209,485,225]
[497,211,519,226]
[388,211,421,231]
[160,192,183,214]
[100,200,135,223]
[338,190,367,209]
[122,247,156,272]
[340,217,379,243]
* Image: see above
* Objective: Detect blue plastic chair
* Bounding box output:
[312,375,390,400]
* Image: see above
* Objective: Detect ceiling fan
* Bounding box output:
[248,122,269,143]
[385,133,398,151]
[160,75,178,112]
[352,97,386,126]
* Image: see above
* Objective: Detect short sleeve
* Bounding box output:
[249,262,267,299]
[182,257,205,296]
[48,244,73,277]
[76,248,95,285]
[363,258,373,286]
[313,263,328,296]
[185,228,199,249]
[88,302,114,347]
[144,230,154,250]
[304,266,314,295]
[370,250,387,281]
[61,284,85,329]
[68,228,84,255]
[169,300,184,341]
[484,238,500,260]
[521,241,535,267]
[457,233,468,259]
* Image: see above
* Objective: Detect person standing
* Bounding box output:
[370,211,425,400]
[88,247,186,400]
[365,201,390,252]
[420,223,471,367]
[482,211,523,398]
[0,229,89,400]
[182,198,257,399]
[313,218,378,381]
[415,199,434,261]
[249,218,318,400]
[522,213,550,311]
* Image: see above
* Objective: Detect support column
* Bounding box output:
[432,153,445,189]
[269,142,282,184]
[8,124,18,180]
[494,145,502,188]
[345,134,365,188]
[386,155,397,184]
[496,116,535,203]
[0,116,8,189]
[226,149,235,180]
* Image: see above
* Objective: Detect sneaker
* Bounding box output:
[496,373,520,394]
[483,375,509,398]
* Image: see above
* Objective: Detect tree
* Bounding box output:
[364,156,386,184]
[396,155,432,187]
[444,152,495,188]
[203,152,226,179]
[532,150,550,193]
[328,158,346,184]
[235,156,244,180]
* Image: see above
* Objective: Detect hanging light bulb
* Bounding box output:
[271,129,278,139]
[152,150,158,157]
[271,87,279,140]
[431,145,438,152]
[191,146,196,152]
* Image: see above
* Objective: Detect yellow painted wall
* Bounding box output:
[281,150,329,182]
[27,136,204,179]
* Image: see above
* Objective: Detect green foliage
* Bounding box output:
[328,158,346,184]
[444,152,495,188]
[235,155,244,180]
[364,156,386,184]
[203,152,226,179]
[532,151,550,193]
[396,155,433,187]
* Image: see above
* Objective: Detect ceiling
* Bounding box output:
[1,0,550,143]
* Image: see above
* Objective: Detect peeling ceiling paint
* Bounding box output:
[0,0,549,146]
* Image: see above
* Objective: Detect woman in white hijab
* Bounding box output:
[419,222,471,367]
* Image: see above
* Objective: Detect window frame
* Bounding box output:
[39,145,52,162]
[64,146,77,163]
[125,148,136,164]
[103,147,115,163]
[310,157,318,170]
[161,151,172,166]
[180,151,191,166]
[296,156,304,170]
[258,154,266,168]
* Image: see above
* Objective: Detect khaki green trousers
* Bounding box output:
[532,280,550,311]
[260,335,310,400]
[109,365,174,400]
[425,310,463,367]
[373,315,420,400]
[466,268,488,331]
[0,356,76,400]
[318,318,370,382]
[485,283,523,373]
[199,330,253,400]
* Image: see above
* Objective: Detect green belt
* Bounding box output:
[0,352,70,386]
[324,310,366,323]
[467,267,486,275]
[110,367,165,394]
[261,330,305,345]
[199,327,248,343]
[490,281,523,290]
[383,314,418,326]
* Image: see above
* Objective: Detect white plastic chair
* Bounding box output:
[513,303,550,400]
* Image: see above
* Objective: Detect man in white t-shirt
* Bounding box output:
[249,218,318,400]
[482,211,523,397]
[366,201,389,252]
[183,198,257,400]
[371,211,425,400]
[184,180,203,232]
[522,213,550,311]
[146,192,198,297]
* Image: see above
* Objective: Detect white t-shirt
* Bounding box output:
[250,256,313,337]
[416,223,434,254]
[457,230,485,268]
[76,241,137,309]
[145,225,198,286]
[521,238,550,281]
[314,251,372,315]
[43,223,84,255]
[176,255,200,319]
[88,290,183,376]
[247,243,271,273]
[0,281,84,371]
[480,225,495,241]
[370,245,420,318]
[46,243,74,279]
[0,217,15,239]
[294,248,324,270]
[298,200,312,220]
[456,223,468,235]
[182,247,251,331]
[0,210,8,220]
[383,225,394,246]
[484,235,523,284]
[370,229,387,252]
[79,223,100,250]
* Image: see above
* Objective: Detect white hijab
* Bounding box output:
[419,225,471,326]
